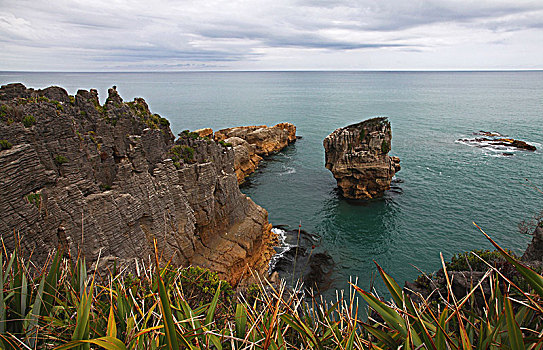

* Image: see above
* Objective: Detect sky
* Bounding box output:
[1,0,542,71]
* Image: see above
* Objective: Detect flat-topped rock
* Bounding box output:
[214,123,297,183]
[215,123,296,156]
[323,117,400,199]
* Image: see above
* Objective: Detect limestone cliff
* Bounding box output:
[214,123,297,184]
[323,117,400,199]
[0,83,275,285]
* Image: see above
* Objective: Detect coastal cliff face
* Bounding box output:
[214,123,297,184]
[0,83,275,285]
[323,117,400,199]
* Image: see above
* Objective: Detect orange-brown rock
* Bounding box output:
[224,137,263,184]
[0,83,275,286]
[324,117,400,199]
[215,123,296,156]
[214,123,297,184]
[194,127,213,138]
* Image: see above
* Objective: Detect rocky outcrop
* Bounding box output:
[323,117,400,199]
[223,137,263,184]
[0,83,276,285]
[214,123,297,184]
[215,123,296,156]
[523,224,543,262]
[457,131,537,153]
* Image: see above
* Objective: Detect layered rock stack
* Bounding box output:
[214,123,297,184]
[0,83,276,285]
[323,117,400,199]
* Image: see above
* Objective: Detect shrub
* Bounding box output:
[180,130,200,139]
[170,145,196,165]
[446,249,512,271]
[54,155,68,165]
[26,192,41,208]
[0,139,12,150]
[381,139,390,153]
[219,140,232,147]
[22,114,36,127]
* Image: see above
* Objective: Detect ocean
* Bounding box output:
[2,71,542,295]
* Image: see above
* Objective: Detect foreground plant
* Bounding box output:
[0,227,542,349]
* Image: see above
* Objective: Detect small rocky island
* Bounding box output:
[323,117,400,199]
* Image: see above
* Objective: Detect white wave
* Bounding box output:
[269,228,293,273]
[279,166,296,175]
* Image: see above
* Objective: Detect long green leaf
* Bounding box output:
[0,253,5,334]
[25,271,46,348]
[204,281,221,326]
[504,296,525,350]
[42,248,62,316]
[55,336,127,350]
[154,242,180,350]
[476,223,543,298]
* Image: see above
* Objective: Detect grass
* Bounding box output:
[0,140,12,150]
[22,115,36,128]
[1,225,542,349]
[54,155,69,165]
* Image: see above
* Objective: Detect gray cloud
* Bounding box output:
[0,0,542,70]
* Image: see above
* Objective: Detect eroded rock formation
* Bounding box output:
[0,83,276,285]
[323,117,400,199]
[214,123,297,183]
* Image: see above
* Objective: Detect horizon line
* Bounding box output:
[1,69,543,74]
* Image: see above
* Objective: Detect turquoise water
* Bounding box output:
[2,71,542,294]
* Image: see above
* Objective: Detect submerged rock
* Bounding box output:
[0,83,276,286]
[323,117,400,199]
[214,123,297,184]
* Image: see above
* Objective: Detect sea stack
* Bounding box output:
[323,117,400,199]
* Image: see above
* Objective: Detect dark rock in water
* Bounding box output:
[0,83,277,286]
[270,226,334,292]
[502,152,514,157]
[323,117,400,200]
[523,225,543,262]
[457,132,536,152]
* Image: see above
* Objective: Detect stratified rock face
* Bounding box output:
[0,83,275,285]
[323,117,400,199]
[214,123,296,183]
[224,137,263,184]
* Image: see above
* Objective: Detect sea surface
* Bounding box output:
[2,71,542,295]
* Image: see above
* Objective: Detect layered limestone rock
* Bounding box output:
[223,137,263,184]
[0,83,275,285]
[323,117,400,199]
[214,123,297,183]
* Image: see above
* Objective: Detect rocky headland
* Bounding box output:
[323,117,400,199]
[0,83,276,285]
[213,123,297,184]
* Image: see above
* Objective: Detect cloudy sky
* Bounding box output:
[1,0,542,71]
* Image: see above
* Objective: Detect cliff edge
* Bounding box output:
[323,117,400,199]
[0,83,275,285]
